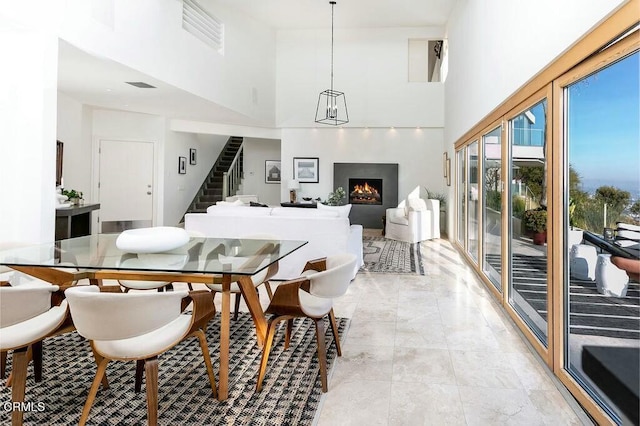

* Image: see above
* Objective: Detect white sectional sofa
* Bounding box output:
[184,205,363,280]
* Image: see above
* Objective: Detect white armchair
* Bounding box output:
[385,198,440,243]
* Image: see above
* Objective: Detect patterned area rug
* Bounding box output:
[360,236,425,275]
[1,313,349,425]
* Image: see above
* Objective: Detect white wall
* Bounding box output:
[57,93,93,200]
[163,132,228,225]
[0,26,58,244]
[280,128,445,203]
[444,0,626,147]
[277,27,445,128]
[53,0,276,126]
[241,138,281,206]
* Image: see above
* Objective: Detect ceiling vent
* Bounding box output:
[182,0,224,53]
[125,82,156,89]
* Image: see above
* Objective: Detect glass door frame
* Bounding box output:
[481,118,505,297]
[449,4,637,422]
[551,30,639,424]
[502,85,554,366]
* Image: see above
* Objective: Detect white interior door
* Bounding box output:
[99,140,154,232]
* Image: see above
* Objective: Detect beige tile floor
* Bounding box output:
[309,233,592,426]
[203,231,591,425]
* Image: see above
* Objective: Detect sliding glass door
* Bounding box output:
[562,48,639,424]
[482,126,502,291]
[508,98,550,346]
[457,148,466,246]
[467,141,479,263]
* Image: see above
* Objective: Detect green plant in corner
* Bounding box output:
[424,188,446,207]
[324,187,346,206]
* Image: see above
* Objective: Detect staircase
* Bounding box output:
[184,136,244,215]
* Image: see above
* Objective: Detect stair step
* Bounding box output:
[199,195,218,202]
[196,202,216,210]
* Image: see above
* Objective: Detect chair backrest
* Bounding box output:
[306,253,357,299]
[0,285,59,328]
[242,234,279,284]
[65,286,188,340]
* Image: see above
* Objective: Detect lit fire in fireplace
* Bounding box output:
[350,182,381,204]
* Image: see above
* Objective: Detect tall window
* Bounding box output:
[482,127,502,291]
[508,99,549,346]
[564,50,639,424]
[467,141,479,262]
[457,149,466,245]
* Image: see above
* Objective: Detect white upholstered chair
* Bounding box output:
[205,234,279,320]
[256,253,357,393]
[65,286,217,426]
[0,285,70,426]
[385,197,440,243]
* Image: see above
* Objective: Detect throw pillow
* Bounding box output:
[216,199,245,206]
[317,203,352,218]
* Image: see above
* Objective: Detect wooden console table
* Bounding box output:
[55,203,100,240]
[280,202,317,208]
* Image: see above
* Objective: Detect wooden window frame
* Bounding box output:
[451,1,638,423]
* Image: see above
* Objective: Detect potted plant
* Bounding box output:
[523,207,547,245]
[62,188,83,205]
[323,187,346,206]
[568,199,583,247]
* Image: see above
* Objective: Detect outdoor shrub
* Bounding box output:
[512,197,526,219]
[486,190,501,211]
[523,207,547,233]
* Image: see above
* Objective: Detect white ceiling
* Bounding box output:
[206,0,456,29]
[57,1,457,127]
[58,41,258,126]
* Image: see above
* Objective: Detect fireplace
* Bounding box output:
[349,178,382,205]
[334,163,398,229]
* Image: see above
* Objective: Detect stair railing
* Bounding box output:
[222,143,243,199]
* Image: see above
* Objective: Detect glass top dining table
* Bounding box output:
[0,234,307,276]
[0,234,308,401]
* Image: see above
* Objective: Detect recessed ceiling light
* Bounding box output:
[106,88,112,92]
[125,81,156,89]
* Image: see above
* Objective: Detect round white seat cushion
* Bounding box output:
[116,227,190,253]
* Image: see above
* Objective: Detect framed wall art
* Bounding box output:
[189,148,197,165]
[293,157,319,183]
[265,160,281,183]
[178,156,187,174]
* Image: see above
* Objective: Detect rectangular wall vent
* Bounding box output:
[183,0,224,53]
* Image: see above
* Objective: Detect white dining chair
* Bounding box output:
[65,286,217,426]
[0,284,70,426]
[205,234,279,319]
[256,253,356,393]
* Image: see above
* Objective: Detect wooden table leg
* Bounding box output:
[218,274,231,401]
[237,276,267,347]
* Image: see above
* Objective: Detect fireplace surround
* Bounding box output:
[334,163,398,228]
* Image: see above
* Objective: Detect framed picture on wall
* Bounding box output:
[446,158,451,186]
[178,156,187,174]
[189,148,197,165]
[265,160,281,183]
[293,157,319,183]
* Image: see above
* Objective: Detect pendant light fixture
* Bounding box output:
[315,1,349,125]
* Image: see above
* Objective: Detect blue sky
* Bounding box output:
[568,51,639,197]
